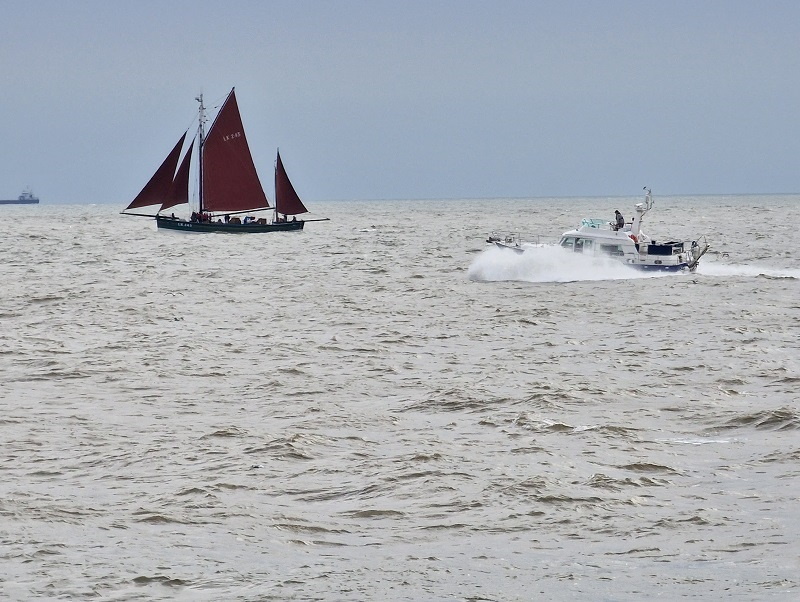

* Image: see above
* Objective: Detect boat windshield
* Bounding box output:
[580,218,608,229]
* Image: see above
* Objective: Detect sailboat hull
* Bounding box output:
[155,216,304,233]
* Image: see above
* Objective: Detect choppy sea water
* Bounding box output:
[1,195,798,601]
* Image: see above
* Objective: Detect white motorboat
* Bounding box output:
[488,189,709,272]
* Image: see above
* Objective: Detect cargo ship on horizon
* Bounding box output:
[0,189,39,205]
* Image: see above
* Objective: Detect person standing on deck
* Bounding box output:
[614,210,625,231]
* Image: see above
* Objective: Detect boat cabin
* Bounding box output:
[559,215,640,262]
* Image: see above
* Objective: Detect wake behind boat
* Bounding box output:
[489,189,709,272]
[122,88,325,232]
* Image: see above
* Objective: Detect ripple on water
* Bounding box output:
[2,198,799,600]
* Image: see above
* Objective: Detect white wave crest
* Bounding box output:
[697,261,800,279]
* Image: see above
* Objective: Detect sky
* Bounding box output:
[2,0,799,203]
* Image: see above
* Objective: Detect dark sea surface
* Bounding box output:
[1,195,798,601]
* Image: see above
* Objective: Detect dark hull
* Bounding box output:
[632,263,692,273]
[155,216,304,233]
[0,199,39,205]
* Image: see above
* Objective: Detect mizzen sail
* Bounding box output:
[275,150,308,216]
[201,89,270,213]
[125,132,187,211]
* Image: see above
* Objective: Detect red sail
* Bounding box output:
[125,132,187,210]
[275,150,309,216]
[201,89,270,213]
[160,140,194,212]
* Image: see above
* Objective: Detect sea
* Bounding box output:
[1,194,798,601]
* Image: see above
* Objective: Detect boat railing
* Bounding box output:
[691,235,710,255]
[486,231,545,247]
[580,218,612,229]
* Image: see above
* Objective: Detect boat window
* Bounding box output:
[560,237,575,249]
[574,238,584,253]
[600,244,624,257]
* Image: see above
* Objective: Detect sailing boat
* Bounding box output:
[122,88,319,232]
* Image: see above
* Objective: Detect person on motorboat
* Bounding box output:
[614,210,624,231]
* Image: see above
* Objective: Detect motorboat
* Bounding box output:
[488,189,709,272]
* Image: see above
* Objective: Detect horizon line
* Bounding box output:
[17,191,797,205]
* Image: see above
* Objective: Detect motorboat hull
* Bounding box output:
[634,262,693,272]
[493,241,701,272]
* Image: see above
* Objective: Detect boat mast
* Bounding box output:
[274,152,278,223]
[196,93,207,213]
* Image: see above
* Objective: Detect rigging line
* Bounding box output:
[180,114,198,138]
[203,89,235,135]
[204,208,271,217]
[206,90,230,112]
[120,211,158,217]
[195,89,229,114]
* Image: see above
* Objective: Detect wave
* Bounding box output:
[716,407,800,431]
[467,245,667,283]
[697,260,800,279]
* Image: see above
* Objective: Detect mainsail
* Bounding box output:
[201,89,270,213]
[275,150,309,216]
[124,132,187,211]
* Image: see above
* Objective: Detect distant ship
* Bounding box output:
[0,189,39,205]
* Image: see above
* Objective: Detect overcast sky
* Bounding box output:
[2,0,799,203]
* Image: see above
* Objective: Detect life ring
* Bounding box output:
[629,234,638,243]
